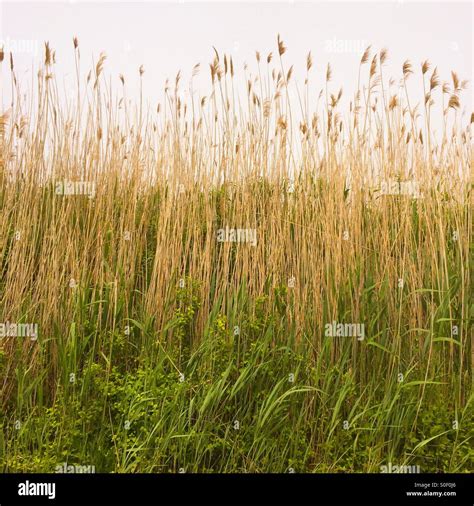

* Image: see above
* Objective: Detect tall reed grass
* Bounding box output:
[0,37,472,472]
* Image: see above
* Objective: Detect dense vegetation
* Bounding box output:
[0,38,472,472]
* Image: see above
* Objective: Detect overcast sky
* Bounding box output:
[1,1,472,132]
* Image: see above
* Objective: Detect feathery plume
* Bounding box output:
[306,51,313,71]
[326,63,332,82]
[360,45,371,65]
[277,34,286,56]
[429,67,440,91]
[402,60,413,78]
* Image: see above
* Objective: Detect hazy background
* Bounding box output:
[1,0,472,135]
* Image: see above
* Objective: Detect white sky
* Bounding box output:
[0,0,472,133]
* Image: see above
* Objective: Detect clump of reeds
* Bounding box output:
[0,36,471,473]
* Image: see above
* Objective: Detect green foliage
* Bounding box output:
[2,288,472,473]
